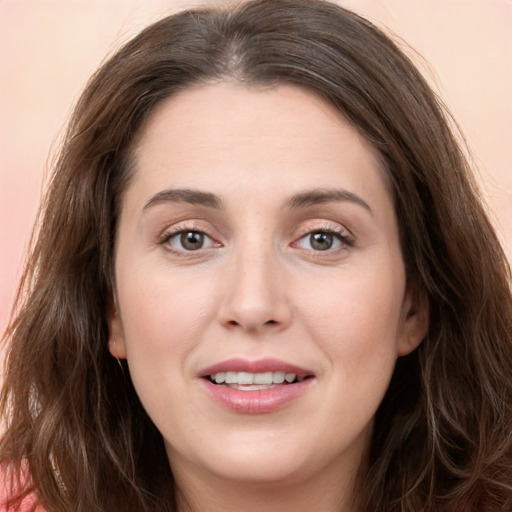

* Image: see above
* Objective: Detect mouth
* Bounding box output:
[199,358,315,412]
[206,371,313,391]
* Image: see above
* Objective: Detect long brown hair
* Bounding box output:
[2,1,511,510]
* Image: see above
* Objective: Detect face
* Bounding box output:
[108,83,427,492]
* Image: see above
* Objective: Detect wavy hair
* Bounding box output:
[2,1,512,510]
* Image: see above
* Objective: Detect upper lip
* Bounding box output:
[198,357,314,377]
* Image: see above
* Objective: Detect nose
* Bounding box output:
[217,245,292,333]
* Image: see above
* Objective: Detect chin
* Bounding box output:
[168,430,319,485]
[206,451,312,486]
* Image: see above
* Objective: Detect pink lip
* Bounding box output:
[198,357,313,377]
[198,358,315,414]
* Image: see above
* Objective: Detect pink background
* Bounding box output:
[1,0,511,333]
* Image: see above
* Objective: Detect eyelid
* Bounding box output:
[291,222,355,251]
[158,222,222,254]
[156,219,354,255]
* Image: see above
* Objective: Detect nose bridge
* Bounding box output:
[219,232,291,331]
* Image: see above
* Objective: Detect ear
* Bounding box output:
[397,285,429,357]
[106,297,127,359]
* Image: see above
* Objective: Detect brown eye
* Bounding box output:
[294,229,350,252]
[162,229,216,252]
[309,232,334,251]
[162,229,218,254]
[180,231,204,250]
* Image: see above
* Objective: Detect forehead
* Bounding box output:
[127,82,390,210]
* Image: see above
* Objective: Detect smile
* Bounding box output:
[200,358,315,413]
[209,371,308,389]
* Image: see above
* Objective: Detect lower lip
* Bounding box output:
[201,378,314,414]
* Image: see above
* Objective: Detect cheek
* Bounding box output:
[115,263,220,399]
[118,261,218,346]
[297,264,404,387]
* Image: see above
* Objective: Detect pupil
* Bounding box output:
[311,232,332,251]
[181,231,204,250]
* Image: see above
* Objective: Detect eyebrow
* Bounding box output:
[285,188,373,215]
[142,187,372,215]
[143,188,225,211]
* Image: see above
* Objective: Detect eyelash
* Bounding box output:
[158,226,220,256]
[293,226,354,252]
[158,224,354,255]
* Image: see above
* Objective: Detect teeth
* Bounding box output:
[225,372,237,384]
[238,372,254,385]
[273,371,285,384]
[214,372,226,384]
[211,371,298,385]
[253,371,273,384]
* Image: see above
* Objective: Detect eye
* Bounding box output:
[164,230,217,252]
[294,230,351,251]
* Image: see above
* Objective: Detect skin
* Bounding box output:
[108,82,428,512]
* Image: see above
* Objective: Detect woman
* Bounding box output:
[1,0,511,510]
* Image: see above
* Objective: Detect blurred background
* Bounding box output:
[1,0,511,332]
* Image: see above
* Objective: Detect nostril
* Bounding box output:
[265,320,277,325]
